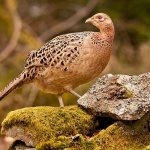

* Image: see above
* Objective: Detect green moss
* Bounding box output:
[36,120,150,150]
[36,136,73,150]
[36,113,150,150]
[1,106,97,146]
[91,122,150,150]
[2,106,150,150]
[36,134,95,150]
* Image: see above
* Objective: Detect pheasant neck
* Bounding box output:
[100,25,115,39]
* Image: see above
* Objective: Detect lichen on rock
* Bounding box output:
[78,72,150,120]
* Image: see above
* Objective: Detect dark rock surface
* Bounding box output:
[78,73,150,120]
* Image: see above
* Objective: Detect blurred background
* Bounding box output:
[0,0,150,147]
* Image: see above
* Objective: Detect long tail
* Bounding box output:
[0,69,32,101]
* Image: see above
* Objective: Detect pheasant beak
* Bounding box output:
[85,17,92,23]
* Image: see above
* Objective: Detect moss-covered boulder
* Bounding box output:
[91,120,150,150]
[36,112,150,150]
[1,106,97,148]
[1,106,150,150]
[37,120,150,150]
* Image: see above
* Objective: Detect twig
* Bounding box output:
[0,2,22,63]
[40,0,100,41]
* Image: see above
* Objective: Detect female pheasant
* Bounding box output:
[0,13,115,107]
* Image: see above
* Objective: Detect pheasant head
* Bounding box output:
[85,13,115,37]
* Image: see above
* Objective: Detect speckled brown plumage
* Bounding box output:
[0,13,115,107]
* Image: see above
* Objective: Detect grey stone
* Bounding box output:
[78,72,150,120]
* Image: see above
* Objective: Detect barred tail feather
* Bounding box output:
[0,70,29,101]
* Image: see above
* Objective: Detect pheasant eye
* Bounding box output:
[98,16,104,22]
[98,16,102,19]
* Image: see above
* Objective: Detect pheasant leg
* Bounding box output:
[67,89,81,98]
[58,95,64,107]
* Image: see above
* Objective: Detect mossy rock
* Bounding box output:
[1,106,150,150]
[1,106,97,148]
[91,121,150,150]
[37,121,150,150]
[37,113,150,150]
